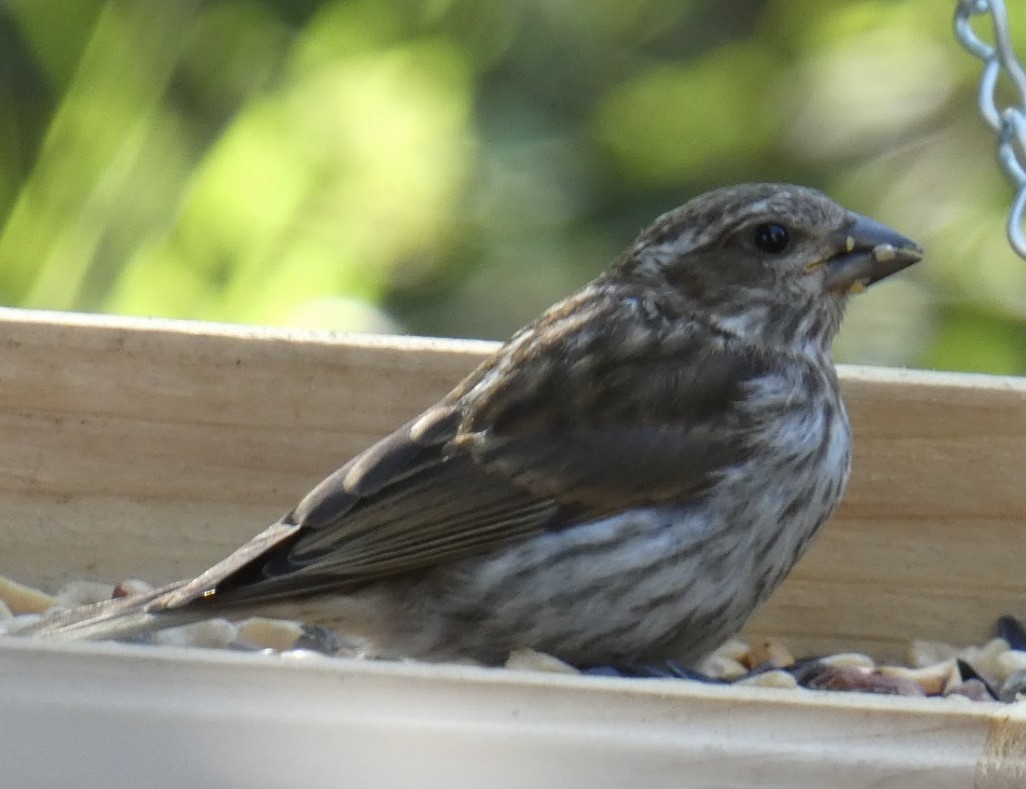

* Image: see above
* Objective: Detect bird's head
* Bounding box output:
[618,183,923,351]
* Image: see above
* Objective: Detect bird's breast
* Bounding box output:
[715,360,852,593]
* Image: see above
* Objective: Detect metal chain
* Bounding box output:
[955,0,1026,259]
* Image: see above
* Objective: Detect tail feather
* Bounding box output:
[9,581,204,642]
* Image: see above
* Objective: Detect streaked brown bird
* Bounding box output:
[19,184,922,667]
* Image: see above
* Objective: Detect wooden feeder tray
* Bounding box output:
[2,307,1025,788]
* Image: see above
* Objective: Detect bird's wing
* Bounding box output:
[157,407,556,608]
[160,293,767,610]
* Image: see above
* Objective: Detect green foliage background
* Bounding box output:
[2,0,1026,373]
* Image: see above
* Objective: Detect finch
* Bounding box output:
[19,183,922,667]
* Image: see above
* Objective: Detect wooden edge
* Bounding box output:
[3,304,1025,392]
[0,636,1004,788]
[837,362,1026,393]
[0,306,501,355]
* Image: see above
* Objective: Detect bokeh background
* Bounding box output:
[1,0,1025,373]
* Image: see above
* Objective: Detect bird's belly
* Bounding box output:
[381,406,852,666]
[398,487,840,665]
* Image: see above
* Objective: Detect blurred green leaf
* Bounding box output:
[596,43,779,183]
[924,305,1026,374]
[0,0,1024,372]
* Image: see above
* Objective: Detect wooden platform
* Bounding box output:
[2,307,1025,788]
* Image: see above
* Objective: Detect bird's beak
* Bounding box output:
[823,213,923,294]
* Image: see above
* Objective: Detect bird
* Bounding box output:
[17,183,922,668]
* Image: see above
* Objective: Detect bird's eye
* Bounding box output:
[752,223,790,254]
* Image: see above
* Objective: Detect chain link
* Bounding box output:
[955,0,1026,259]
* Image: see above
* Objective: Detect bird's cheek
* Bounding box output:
[791,263,829,298]
[803,256,852,298]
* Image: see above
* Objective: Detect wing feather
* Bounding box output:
[163,289,767,611]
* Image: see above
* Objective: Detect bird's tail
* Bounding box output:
[8,581,204,642]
